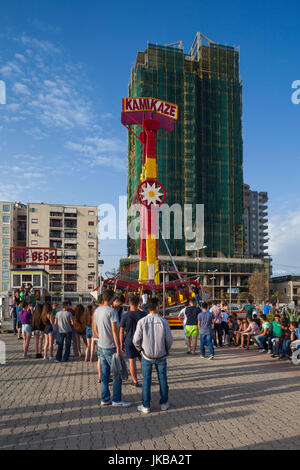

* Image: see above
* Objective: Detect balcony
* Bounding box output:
[50,219,63,228]
[64,243,77,250]
[64,264,77,271]
[64,283,77,292]
[50,230,62,238]
[64,220,77,228]
[50,274,62,281]
[50,240,62,248]
[49,264,62,271]
[49,282,63,292]
[64,232,77,239]
[64,274,77,282]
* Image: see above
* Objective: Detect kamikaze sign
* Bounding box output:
[10,247,57,265]
[123,97,179,120]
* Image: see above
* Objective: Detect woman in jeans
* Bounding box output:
[19,301,32,358]
[42,303,55,360]
[73,304,87,358]
[84,305,94,362]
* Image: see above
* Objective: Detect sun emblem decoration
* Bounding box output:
[137,179,166,208]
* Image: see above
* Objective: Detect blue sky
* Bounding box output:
[0,0,300,276]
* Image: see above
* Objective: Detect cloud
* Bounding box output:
[66,136,126,170]
[13,82,30,95]
[269,208,300,274]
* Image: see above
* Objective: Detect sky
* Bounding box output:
[0,0,300,277]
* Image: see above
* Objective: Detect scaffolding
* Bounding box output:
[127,33,244,262]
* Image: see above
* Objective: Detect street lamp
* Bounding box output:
[195,245,207,275]
[208,269,218,301]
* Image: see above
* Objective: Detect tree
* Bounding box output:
[271,290,283,308]
[248,270,268,304]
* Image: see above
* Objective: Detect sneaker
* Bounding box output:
[267,350,272,354]
[49,357,56,361]
[137,404,151,414]
[54,359,61,363]
[131,381,141,388]
[161,402,170,411]
[112,401,132,407]
[259,349,267,353]
[271,354,279,358]
[208,355,214,360]
[101,401,112,406]
[23,354,30,359]
[43,356,48,361]
[200,355,205,359]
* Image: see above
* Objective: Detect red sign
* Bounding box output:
[122,97,179,120]
[10,247,58,266]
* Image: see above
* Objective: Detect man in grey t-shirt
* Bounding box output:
[94,289,131,408]
[55,302,73,362]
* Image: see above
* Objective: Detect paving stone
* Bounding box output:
[0,332,300,450]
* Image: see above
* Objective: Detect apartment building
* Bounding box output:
[0,202,26,296]
[243,184,269,258]
[27,203,98,303]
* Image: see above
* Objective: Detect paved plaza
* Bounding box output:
[0,330,299,450]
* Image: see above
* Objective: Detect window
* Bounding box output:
[31,229,39,235]
[2,260,9,268]
[3,216,10,223]
[2,204,10,212]
[2,271,9,280]
[31,218,38,223]
[13,274,21,287]
[31,240,38,245]
[88,263,94,268]
[2,249,9,256]
[33,275,41,287]
[30,208,37,213]
[88,242,95,248]
[88,285,93,290]
[88,232,95,238]
[88,211,95,216]
[2,227,9,234]
[2,283,9,291]
[88,221,94,226]
[2,238,9,245]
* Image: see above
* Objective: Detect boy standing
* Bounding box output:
[119,295,146,387]
[55,301,74,362]
[197,302,215,359]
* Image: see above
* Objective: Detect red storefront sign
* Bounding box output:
[10,247,58,265]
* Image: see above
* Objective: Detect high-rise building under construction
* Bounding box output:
[127,33,243,260]
[124,33,270,301]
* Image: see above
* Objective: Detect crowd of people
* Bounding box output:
[178,298,300,361]
[11,288,300,412]
[11,289,173,414]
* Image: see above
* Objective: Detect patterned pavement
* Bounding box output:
[0,331,299,450]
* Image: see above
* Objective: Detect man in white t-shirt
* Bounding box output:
[178,304,188,346]
[94,289,131,408]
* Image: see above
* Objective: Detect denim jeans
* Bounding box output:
[272,338,281,356]
[200,334,214,357]
[13,316,17,334]
[215,323,223,346]
[98,346,122,403]
[141,356,168,409]
[56,332,72,362]
[254,335,267,350]
[282,339,291,357]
